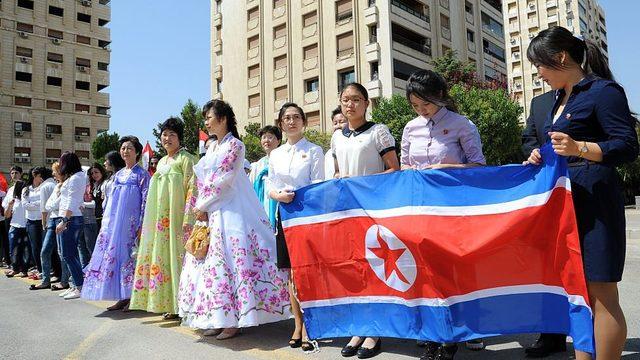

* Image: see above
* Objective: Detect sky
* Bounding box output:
[108,1,640,147]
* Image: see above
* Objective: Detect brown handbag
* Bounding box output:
[184,221,210,260]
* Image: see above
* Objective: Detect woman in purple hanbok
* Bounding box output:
[81,136,150,310]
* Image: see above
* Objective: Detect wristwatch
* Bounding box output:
[578,141,588,158]
[63,217,71,224]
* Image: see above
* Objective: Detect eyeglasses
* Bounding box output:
[340,97,364,106]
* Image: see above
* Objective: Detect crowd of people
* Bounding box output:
[0,27,637,360]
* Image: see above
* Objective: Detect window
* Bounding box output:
[97,106,109,115]
[248,64,260,79]
[98,62,109,71]
[17,0,34,10]
[46,124,62,134]
[273,0,285,8]
[370,61,379,80]
[465,1,473,15]
[273,24,286,39]
[303,11,317,27]
[16,22,34,33]
[305,78,319,93]
[98,39,111,49]
[274,86,288,101]
[274,54,287,70]
[306,111,320,127]
[369,25,377,43]
[482,39,505,62]
[16,47,32,57]
[248,94,260,108]
[15,72,32,82]
[76,150,90,159]
[77,35,91,44]
[14,121,32,132]
[47,77,62,86]
[48,29,63,39]
[46,149,62,158]
[303,44,318,60]
[75,104,90,113]
[97,84,108,91]
[467,29,475,43]
[77,13,91,23]
[47,52,63,63]
[481,12,504,37]
[248,6,259,21]
[75,127,90,136]
[248,35,259,49]
[393,59,422,81]
[338,68,355,92]
[46,100,62,110]
[49,6,63,16]
[13,96,31,107]
[76,58,91,67]
[98,18,109,26]
[76,81,90,90]
[336,32,354,57]
[336,0,353,22]
[14,147,31,160]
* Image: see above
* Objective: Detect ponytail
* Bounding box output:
[584,39,614,81]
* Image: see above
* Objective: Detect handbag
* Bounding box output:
[184,220,210,260]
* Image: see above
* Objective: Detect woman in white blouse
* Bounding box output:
[268,102,324,352]
[22,167,45,279]
[29,167,59,290]
[55,152,88,300]
[4,181,28,277]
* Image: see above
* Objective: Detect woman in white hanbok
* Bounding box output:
[178,100,291,340]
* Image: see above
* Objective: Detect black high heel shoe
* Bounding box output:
[289,338,302,348]
[356,338,382,359]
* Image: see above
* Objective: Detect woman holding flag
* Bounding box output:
[525,27,638,360]
[331,83,399,359]
[129,118,197,318]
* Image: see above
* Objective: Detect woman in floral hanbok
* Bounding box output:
[178,100,290,340]
[129,118,196,318]
[81,136,150,310]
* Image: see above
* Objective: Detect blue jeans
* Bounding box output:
[41,218,61,285]
[26,219,43,273]
[56,220,72,287]
[8,227,28,273]
[60,217,84,287]
[78,223,98,268]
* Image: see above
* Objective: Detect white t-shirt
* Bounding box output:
[22,185,42,221]
[331,122,396,177]
[267,138,324,193]
[59,171,88,217]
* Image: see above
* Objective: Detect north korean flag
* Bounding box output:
[280,145,594,354]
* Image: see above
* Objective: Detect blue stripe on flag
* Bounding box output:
[282,144,567,221]
[303,292,593,353]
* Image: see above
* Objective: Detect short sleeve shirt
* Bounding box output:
[331,122,396,177]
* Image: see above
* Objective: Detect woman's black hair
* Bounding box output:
[339,83,369,101]
[276,102,307,130]
[87,163,107,188]
[202,100,240,139]
[119,135,144,162]
[406,70,458,112]
[160,117,185,143]
[32,166,52,181]
[58,152,82,178]
[23,167,35,197]
[13,181,25,200]
[105,151,125,173]
[527,26,613,81]
[10,166,23,174]
[258,125,283,142]
[331,106,343,120]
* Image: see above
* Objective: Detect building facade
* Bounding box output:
[211,0,507,132]
[0,0,111,171]
[503,0,607,119]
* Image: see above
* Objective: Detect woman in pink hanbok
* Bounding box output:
[178,100,290,340]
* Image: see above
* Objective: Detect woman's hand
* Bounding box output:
[193,208,208,222]
[55,221,67,234]
[549,132,579,157]
[523,148,542,165]
[401,164,417,170]
[276,191,295,204]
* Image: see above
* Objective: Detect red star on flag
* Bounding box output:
[369,230,410,284]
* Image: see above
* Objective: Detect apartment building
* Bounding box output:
[0,0,111,171]
[211,0,507,132]
[503,0,607,119]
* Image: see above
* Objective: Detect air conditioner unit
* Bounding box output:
[80,0,92,6]
[46,133,54,139]
[75,135,83,141]
[18,31,28,38]
[46,158,55,164]
[510,38,517,45]
[14,130,24,137]
[24,157,31,163]
[14,157,22,163]
[77,66,87,72]
[19,57,29,64]
[51,38,61,45]
[528,3,536,10]
[528,33,536,39]
[515,83,523,89]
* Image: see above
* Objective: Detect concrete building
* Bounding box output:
[0,0,111,171]
[211,0,507,132]
[502,0,607,119]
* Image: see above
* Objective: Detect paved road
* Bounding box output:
[2,212,640,360]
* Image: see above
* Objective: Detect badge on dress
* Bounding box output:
[566,113,571,119]
[443,129,449,135]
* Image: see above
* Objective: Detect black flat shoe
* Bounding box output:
[525,334,566,358]
[29,283,51,290]
[341,340,363,357]
[356,338,381,359]
[289,338,302,348]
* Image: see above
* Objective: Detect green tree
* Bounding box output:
[91,131,120,163]
[370,94,415,146]
[243,122,264,163]
[617,125,640,204]
[304,129,332,152]
[152,122,167,158]
[181,99,205,154]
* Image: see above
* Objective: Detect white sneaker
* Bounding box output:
[63,288,81,300]
[59,287,74,297]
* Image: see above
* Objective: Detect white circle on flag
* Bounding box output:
[365,224,417,292]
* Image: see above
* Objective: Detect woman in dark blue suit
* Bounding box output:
[525,26,638,360]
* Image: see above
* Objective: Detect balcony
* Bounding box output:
[302,0,316,6]
[303,57,318,71]
[465,11,474,24]
[213,39,222,53]
[273,36,287,50]
[337,48,354,61]
[336,10,353,25]
[248,17,259,31]
[214,65,222,79]
[302,23,318,38]
[393,33,432,57]
[273,5,286,19]
[546,0,558,8]
[442,27,451,40]
[248,106,261,118]
[274,67,287,80]
[391,0,430,23]
[304,91,319,104]
[248,46,259,59]
[213,13,222,27]
[248,75,260,88]
[366,80,382,98]
[365,42,380,62]
[467,40,475,52]
[364,5,378,26]
[509,37,521,47]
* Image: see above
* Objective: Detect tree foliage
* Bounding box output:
[152,123,167,158]
[304,129,332,152]
[91,131,120,163]
[370,94,415,147]
[243,122,264,163]
[181,99,205,154]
